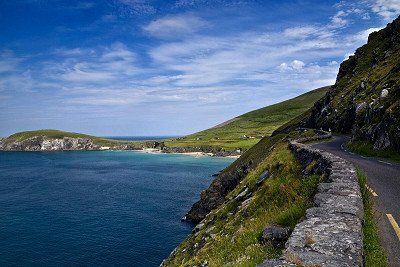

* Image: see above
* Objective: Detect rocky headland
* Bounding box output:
[0,136,107,151]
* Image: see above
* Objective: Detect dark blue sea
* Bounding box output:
[0,150,233,266]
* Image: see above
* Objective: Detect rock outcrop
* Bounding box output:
[259,136,363,267]
[183,161,252,222]
[306,16,400,151]
[182,135,280,223]
[0,136,100,151]
[274,15,400,153]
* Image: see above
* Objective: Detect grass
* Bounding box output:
[163,141,323,266]
[356,168,388,267]
[165,87,330,151]
[346,139,400,163]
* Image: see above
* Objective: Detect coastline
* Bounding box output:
[139,147,240,158]
[0,146,241,158]
[0,136,241,159]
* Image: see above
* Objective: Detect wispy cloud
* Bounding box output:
[0,51,23,73]
[143,13,209,38]
[1,15,380,109]
[117,0,156,15]
[372,0,400,20]
[1,0,396,135]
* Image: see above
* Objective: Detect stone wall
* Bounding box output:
[260,135,364,266]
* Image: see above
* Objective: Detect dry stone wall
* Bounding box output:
[260,134,364,267]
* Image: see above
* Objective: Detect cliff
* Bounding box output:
[276,16,400,153]
[0,135,101,151]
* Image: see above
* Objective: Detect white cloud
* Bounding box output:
[53,43,139,83]
[148,25,345,87]
[279,60,306,72]
[143,14,209,38]
[278,63,289,71]
[330,10,349,28]
[291,60,305,70]
[372,0,400,20]
[356,27,383,41]
[344,52,354,60]
[283,26,319,38]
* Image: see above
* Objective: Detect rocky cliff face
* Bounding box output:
[0,136,100,151]
[302,16,400,151]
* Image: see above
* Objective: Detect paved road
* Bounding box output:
[311,136,400,267]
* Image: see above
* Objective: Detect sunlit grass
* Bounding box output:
[356,168,388,267]
[163,142,323,266]
[346,139,400,163]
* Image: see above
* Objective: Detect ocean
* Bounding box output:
[0,150,234,266]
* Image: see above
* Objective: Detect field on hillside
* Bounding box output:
[165,87,329,150]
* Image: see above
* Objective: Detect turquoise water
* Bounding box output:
[103,136,180,141]
[0,151,234,266]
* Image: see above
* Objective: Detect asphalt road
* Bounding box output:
[312,136,400,267]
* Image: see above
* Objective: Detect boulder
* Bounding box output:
[380,88,389,98]
[355,102,366,114]
[234,187,249,201]
[192,223,204,233]
[256,170,270,185]
[261,224,291,246]
[258,259,295,267]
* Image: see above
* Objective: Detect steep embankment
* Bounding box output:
[182,87,329,222]
[165,87,329,151]
[277,16,400,154]
[163,131,326,266]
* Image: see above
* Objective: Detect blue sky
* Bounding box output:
[0,0,399,136]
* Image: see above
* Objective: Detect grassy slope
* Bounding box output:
[357,168,388,267]
[164,140,323,266]
[346,139,400,163]
[3,129,134,147]
[165,87,330,151]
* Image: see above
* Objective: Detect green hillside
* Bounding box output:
[165,86,330,150]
